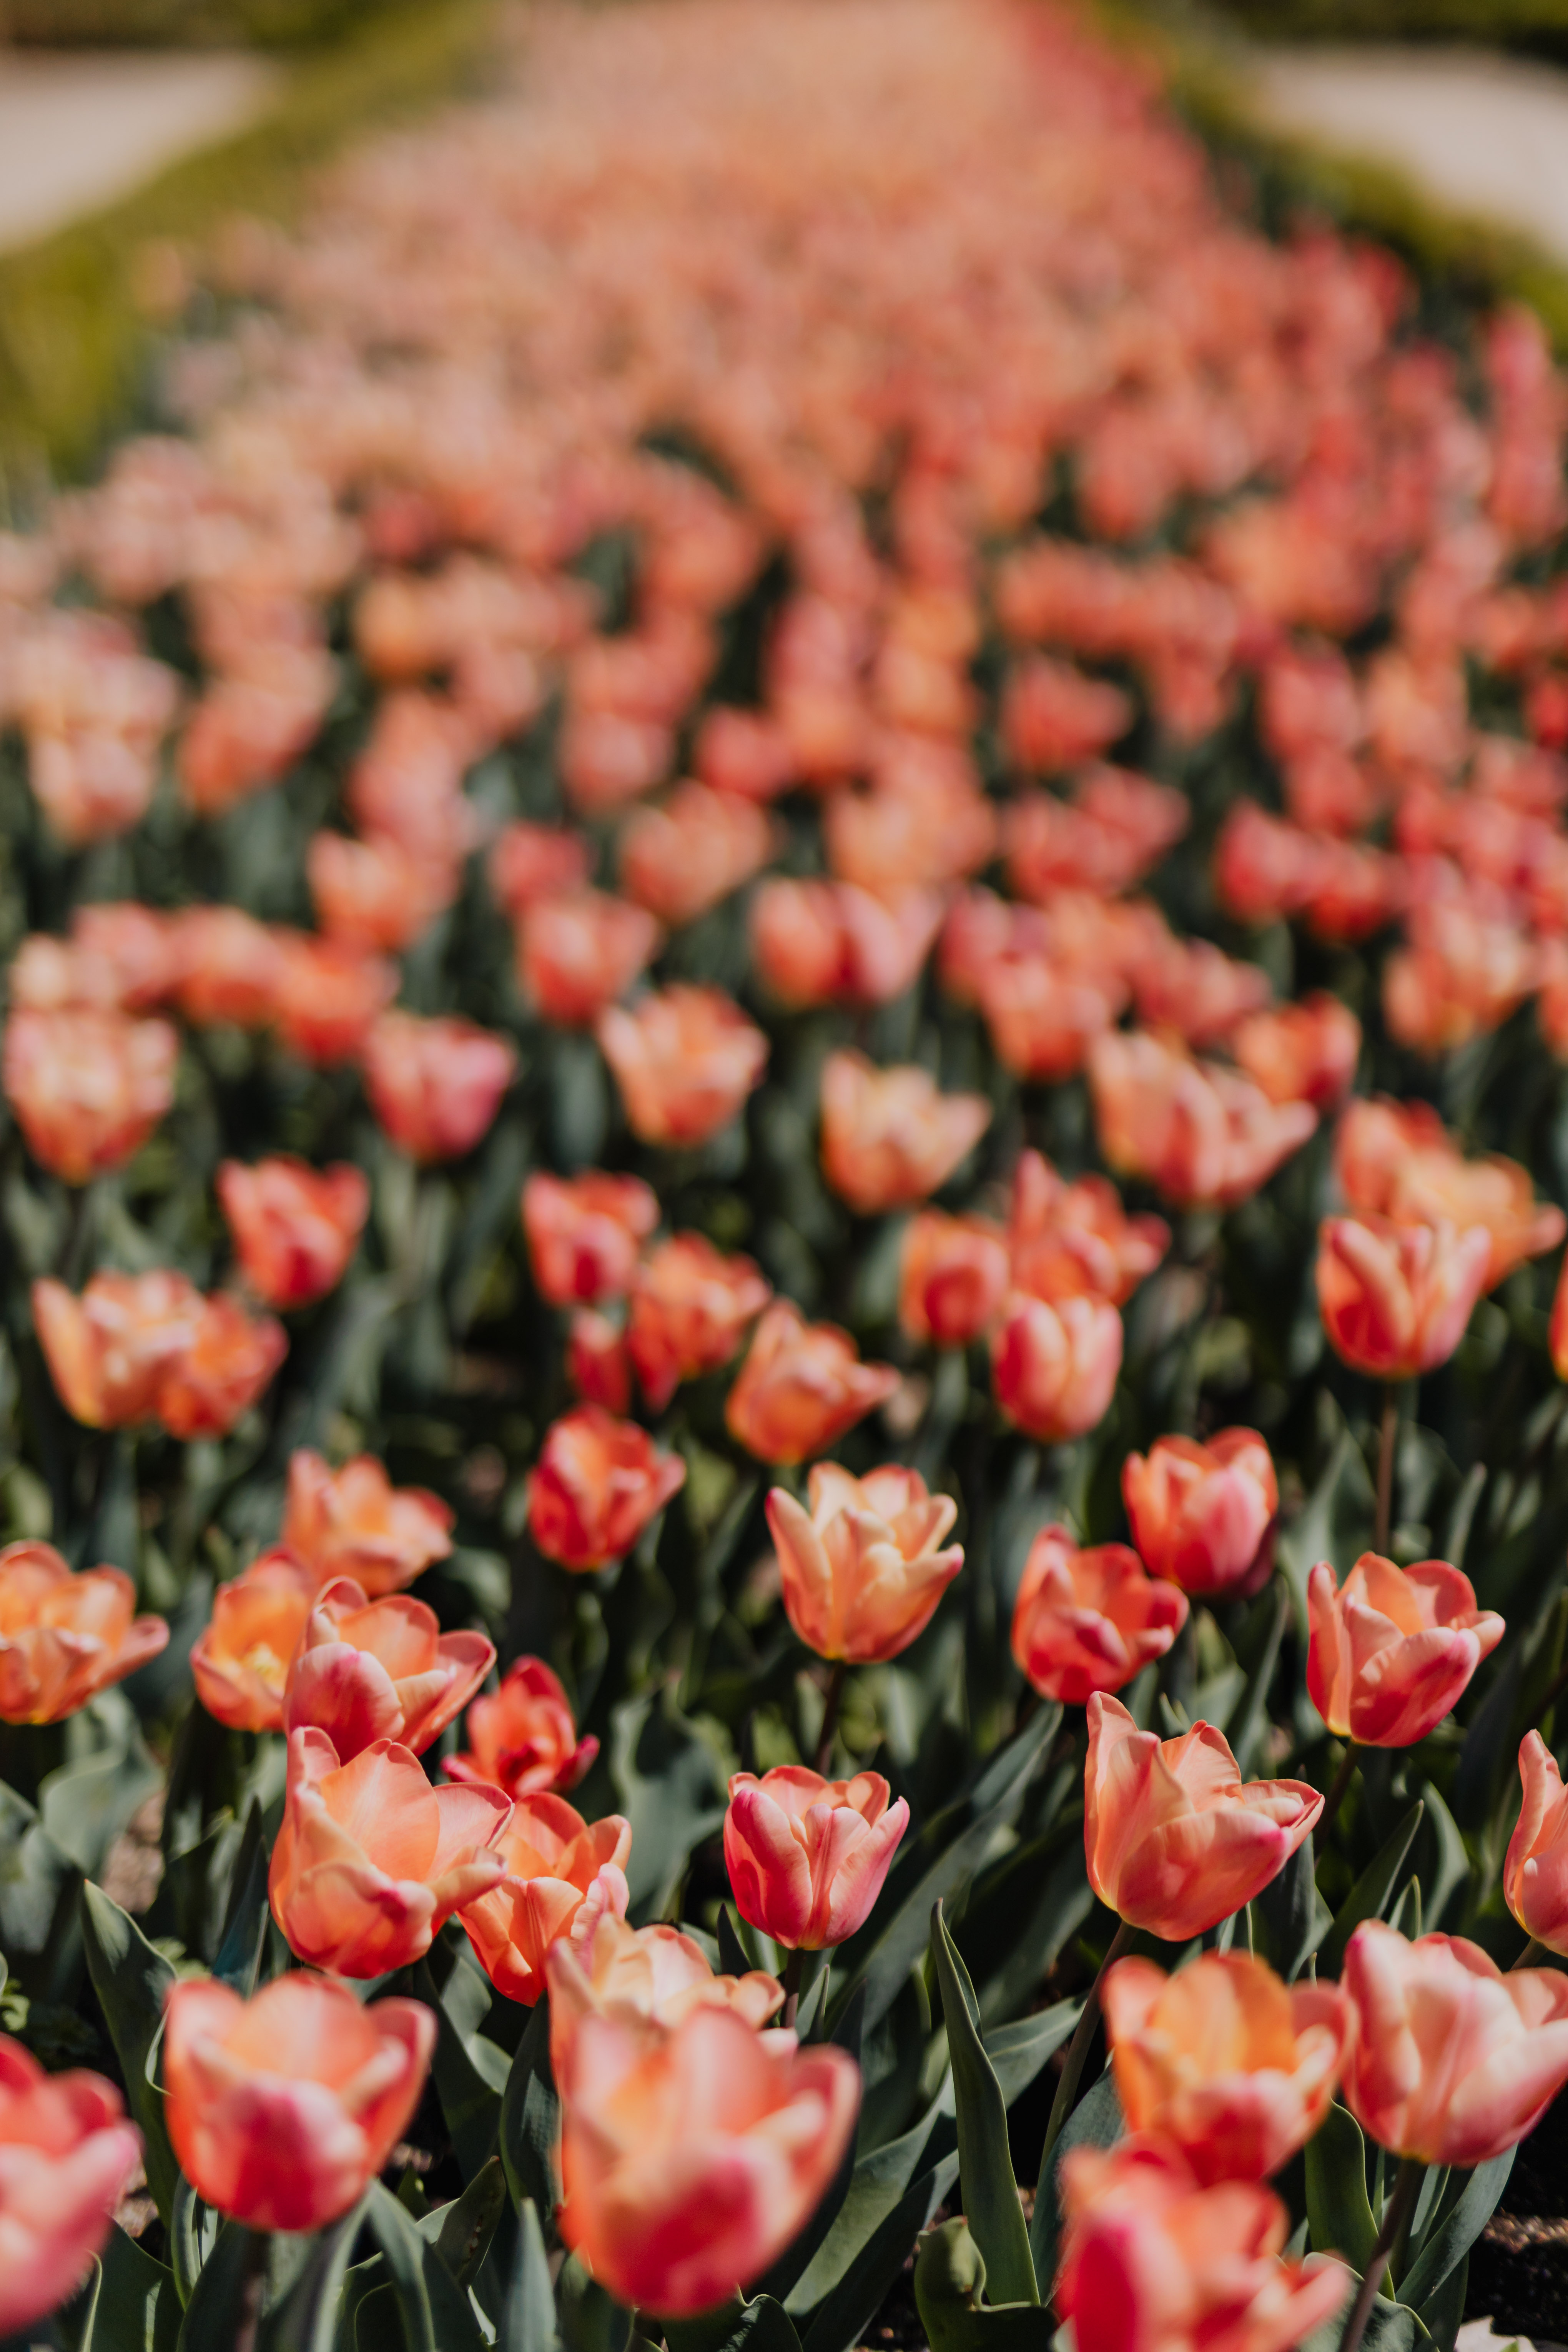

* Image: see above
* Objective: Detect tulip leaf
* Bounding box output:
[423,2156,509,2288]
[929,1902,1038,2306]
[557,2252,632,2352]
[211,1798,271,1995]
[78,2224,181,2352]
[1397,2151,1514,2310]
[81,1883,180,2225]
[500,1996,559,2225]
[40,1735,162,1880]
[914,2219,1056,2352]
[665,2299,803,2352]
[752,1988,865,2305]
[1250,1836,1332,1981]
[499,2200,559,2352]
[1318,1800,1424,1979]
[1276,1409,1375,1637]
[1028,2065,1120,2295]
[796,2155,960,2352]
[1221,1580,1288,1779]
[415,1956,504,2182]
[610,1688,730,1916]
[0,1775,83,2002]
[365,2179,489,2352]
[170,2178,223,2309]
[1415,2253,1468,2352]
[1305,2103,1378,2273]
[716,1904,752,1979]
[257,2199,368,2352]
[174,2224,264,2352]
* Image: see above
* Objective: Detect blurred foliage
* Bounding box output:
[5,0,404,47]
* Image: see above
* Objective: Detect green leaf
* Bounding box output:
[1305,2104,1378,2272]
[499,2200,559,2352]
[422,2156,508,2289]
[212,1800,271,1995]
[557,2252,631,2352]
[666,2301,802,2352]
[81,1883,179,2223]
[1397,2152,1514,2310]
[365,2180,489,2352]
[610,1688,730,1915]
[914,2221,1056,2352]
[1250,1838,1331,1981]
[415,1956,505,2182]
[1277,1409,1375,1637]
[40,1737,162,1880]
[0,1774,82,2001]
[500,1997,559,2224]
[752,1987,864,2305]
[796,2157,959,2352]
[175,2224,263,2352]
[169,2178,222,2310]
[257,2200,368,2352]
[1221,1581,1288,1778]
[1319,1801,1424,1978]
[1416,2253,1468,2352]
[80,2224,181,2352]
[1028,2066,1119,2295]
[929,1903,1037,2306]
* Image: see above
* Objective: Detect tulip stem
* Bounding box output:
[782,1946,805,2031]
[1315,1743,1360,1853]
[1339,2156,1424,2352]
[1041,1918,1134,2167]
[814,1660,846,1775]
[1374,1385,1398,1558]
[232,2230,269,2352]
[1512,1937,1552,1971]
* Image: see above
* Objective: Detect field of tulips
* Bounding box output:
[12,0,1568,2345]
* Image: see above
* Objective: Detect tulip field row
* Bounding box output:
[8,0,1568,2346]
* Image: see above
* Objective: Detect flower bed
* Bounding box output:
[5,0,1568,2346]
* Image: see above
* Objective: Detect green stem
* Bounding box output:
[1041,1918,1134,2166]
[814,1659,846,1776]
[1315,1743,1360,1853]
[781,1946,805,2033]
[1512,1937,1552,1971]
[1339,2158,1425,2352]
[1374,1386,1398,1559]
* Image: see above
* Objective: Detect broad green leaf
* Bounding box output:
[610,1688,730,1915]
[1305,2104,1378,2273]
[1028,2067,1120,2294]
[1397,2152,1514,2310]
[422,2156,508,2288]
[1277,1408,1375,1637]
[174,2224,264,2352]
[1221,1582,1288,1778]
[666,2301,802,2352]
[257,2200,368,2352]
[751,1986,864,2305]
[365,2179,489,2351]
[500,1997,559,2223]
[929,1902,1037,2305]
[1250,1838,1331,1982]
[1319,1801,1424,1978]
[415,1956,505,2181]
[80,2224,181,2352]
[40,1737,161,1880]
[914,2221,1056,2352]
[796,2157,959,2352]
[0,1775,82,2001]
[81,1883,178,2223]
[212,1800,269,1995]
[499,2200,559,2352]
[558,2252,632,2352]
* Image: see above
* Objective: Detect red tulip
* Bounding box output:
[819,1049,991,1215]
[152,1293,288,1441]
[522,1169,658,1306]
[519,889,662,1026]
[990,1289,1122,1444]
[0,1541,168,1725]
[284,1579,494,1760]
[191,1547,318,1732]
[1307,1551,1502,1747]
[898,1210,1009,1347]
[218,1156,369,1310]
[1007,1149,1169,1309]
[567,1307,633,1413]
[282,1449,454,1596]
[1231,994,1361,1112]
[547,1914,782,2088]
[725,1300,899,1466]
[627,1234,772,1410]
[528,1406,687,1570]
[725,1766,909,1950]
[32,1269,203,1429]
[598,984,768,1147]
[766,1463,962,1664]
[1316,1213,1491,1380]
[361,1011,517,1162]
[1506,1731,1568,1954]
[1010,1525,1187,1707]
[446,1655,599,1800]
[460,1793,632,2004]
[2,1005,177,1184]
[1090,1030,1316,1211]
[1122,1430,1278,1602]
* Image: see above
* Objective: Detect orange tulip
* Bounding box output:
[547,1914,781,2088]
[1056,2140,1347,2352]
[750,877,943,1010]
[519,889,662,1026]
[898,1209,1010,1348]
[556,2003,860,2316]
[619,780,775,926]
[218,1156,369,1310]
[978,952,1122,1083]
[459,1793,632,2004]
[819,1049,991,1216]
[597,984,768,1147]
[273,935,398,1067]
[568,1307,633,1414]
[990,1289,1122,1444]
[269,1728,510,1976]
[522,1169,659,1306]
[725,1300,899,1465]
[2,1006,177,1183]
[164,1972,432,2232]
[170,907,286,1029]
[308,828,450,955]
[153,1292,287,1440]
[1007,1149,1169,1309]
[1010,1526,1187,1707]
[32,1269,203,1429]
[69,901,183,1010]
[446,1655,599,1800]
[765,1463,962,1664]
[1307,1551,1502,1747]
[1084,1693,1322,1940]
[1340,1920,1568,2167]
[282,1448,454,1596]
[191,1547,319,1732]
[528,1406,687,1570]
[1102,1951,1351,2184]
[0,1541,168,1725]
[361,1011,517,1162]
[1316,1213,1491,1380]
[1122,1430,1278,1602]
[1337,1096,1566,1290]
[284,1579,494,1761]
[1506,1731,1568,1954]
[0,2035,141,2338]
[1231,994,1361,1112]
[725,1766,910,1950]
[489,820,591,918]
[627,1234,772,1410]
[1089,1030,1316,1211]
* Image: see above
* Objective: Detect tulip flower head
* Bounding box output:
[1506,1731,1568,1955]
[546,1913,782,2086]
[522,1169,659,1306]
[818,1048,991,1215]
[557,2003,860,2316]
[598,983,768,1147]
[1084,1693,1322,1941]
[766,1463,962,1665]
[163,1973,432,2232]
[990,1288,1122,1444]
[191,1546,319,1732]
[627,1233,772,1410]
[459,1793,632,2005]
[153,1292,288,1442]
[519,888,662,1026]
[0,2034,141,2338]
[1122,1430,1278,1602]
[0,1541,169,1726]
[361,1011,517,1162]
[31,1269,203,1430]
[447,1655,599,1800]
[725,1766,910,1950]
[2,1005,177,1184]
[568,1308,633,1413]
[217,1155,369,1311]
[726,1300,899,1465]
[1102,1951,1351,2183]
[1010,1526,1188,1707]
[1089,1029,1316,1211]
[283,1579,494,1761]
[1340,1920,1568,2167]
[898,1209,1009,1348]
[1007,1149,1169,1309]
[1316,1213,1491,1381]
[1337,1096,1566,1291]
[527,1406,687,1571]
[282,1448,454,1596]
[1307,1551,1502,1748]
[1231,994,1361,1112]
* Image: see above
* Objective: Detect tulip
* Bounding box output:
[32,1269,204,1429]
[725,1300,900,1466]
[273,935,398,1066]
[269,1728,510,1976]
[1505,1731,1568,1954]
[218,1156,369,1311]
[1102,1951,1351,2184]
[693,706,795,802]
[489,820,591,918]
[522,1169,659,1306]
[818,1049,991,1216]
[1553,1248,1568,1384]
[978,952,1122,1083]
[1337,1097,1566,1291]
[1307,1551,1503,1748]
[70,902,183,1010]
[0,1541,168,1725]
[1007,1149,1169,1309]
[627,1234,772,1410]
[1056,2140,1347,2352]
[191,1547,319,1732]
[519,889,663,1026]
[1122,1430,1278,1602]
[990,1289,1122,1444]
[1089,1030,1317,1211]
[1316,1213,1491,1380]
[284,1579,494,1761]
[619,779,775,926]
[153,1292,288,1440]
[446,1655,599,1800]
[459,1794,632,2004]
[282,1448,454,1596]
[163,1973,432,2233]
[361,1011,517,1162]
[2,1006,178,1184]
[547,1914,782,2087]
[308,828,450,954]
[0,2034,141,2338]
[725,1766,910,1950]
[766,1464,962,1665]
[751,877,943,1010]
[1340,1920,1568,2167]
[1010,1526,1187,1707]
[557,2003,860,2316]
[1084,1693,1322,1941]
[568,1308,633,1414]
[598,984,768,1147]
[528,1406,687,1571]
[171,907,287,1028]
[1231,994,1361,1112]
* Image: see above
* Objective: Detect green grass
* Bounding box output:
[0,0,499,490]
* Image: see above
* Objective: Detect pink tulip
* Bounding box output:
[1307,1552,1502,1748]
[1506,1731,1568,1954]
[283,1579,494,1761]
[725,1766,909,1951]
[0,2035,140,2338]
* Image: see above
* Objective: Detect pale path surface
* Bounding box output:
[1248,44,1568,269]
[0,50,277,253]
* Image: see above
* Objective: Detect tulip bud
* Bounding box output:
[1307,1551,1502,1748]
[767,1463,963,1664]
[990,1289,1122,1444]
[725,1300,899,1466]
[1122,1430,1278,1601]
[1316,1213,1491,1380]
[1010,1526,1187,1706]
[528,1406,687,1570]
[725,1766,909,1950]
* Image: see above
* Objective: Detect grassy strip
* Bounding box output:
[0,0,499,490]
